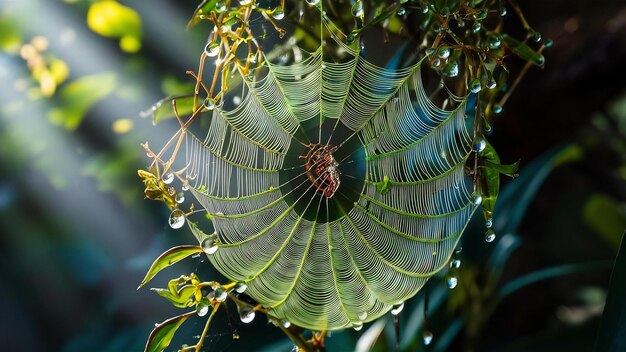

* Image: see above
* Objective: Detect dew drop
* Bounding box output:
[457,18,465,28]
[204,42,220,57]
[487,79,497,89]
[485,229,496,243]
[447,275,458,289]
[239,307,255,323]
[215,1,227,13]
[450,259,461,269]
[235,282,248,293]
[472,22,481,33]
[167,186,176,196]
[493,104,503,114]
[281,320,292,328]
[271,8,285,20]
[196,301,210,317]
[204,98,216,110]
[423,330,434,345]
[444,61,459,77]
[470,79,482,93]
[306,0,319,5]
[499,7,507,16]
[432,58,441,67]
[351,1,363,18]
[390,302,404,315]
[544,39,553,48]
[475,139,487,153]
[358,311,368,321]
[421,6,429,13]
[214,287,227,302]
[248,53,257,63]
[397,7,406,16]
[490,37,501,49]
[473,9,487,21]
[162,171,174,184]
[175,192,185,204]
[485,217,493,228]
[530,31,542,42]
[233,96,241,105]
[181,181,189,191]
[168,209,185,229]
[352,321,363,331]
[201,238,219,254]
[438,47,450,59]
[472,193,483,205]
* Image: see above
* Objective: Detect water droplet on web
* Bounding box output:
[205,42,220,57]
[358,311,368,321]
[169,209,185,229]
[154,322,160,327]
[485,229,496,243]
[470,79,482,93]
[175,193,185,204]
[487,79,497,89]
[239,307,255,323]
[433,58,441,67]
[438,47,450,59]
[444,61,459,77]
[306,0,319,5]
[352,321,363,331]
[472,193,483,205]
[485,217,493,228]
[421,6,429,13]
[213,287,227,302]
[162,172,174,184]
[447,275,458,289]
[423,330,434,345]
[530,31,542,42]
[397,7,406,16]
[391,302,404,315]
[281,320,292,328]
[493,104,503,114]
[499,7,507,16]
[351,1,363,18]
[235,282,248,293]
[475,139,487,153]
[233,96,241,105]
[472,22,481,33]
[271,7,285,20]
[215,1,227,13]
[204,98,216,111]
[490,37,501,49]
[201,237,219,254]
[544,39,553,48]
[450,259,461,269]
[196,301,210,316]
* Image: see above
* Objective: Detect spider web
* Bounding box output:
[183,9,478,331]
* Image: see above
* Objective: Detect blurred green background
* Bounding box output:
[1,0,625,351]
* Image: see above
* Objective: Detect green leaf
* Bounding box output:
[478,140,501,220]
[141,94,195,125]
[596,231,626,352]
[583,195,626,249]
[502,34,545,66]
[480,159,520,177]
[153,284,197,308]
[138,245,203,289]
[48,73,117,130]
[187,0,218,28]
[144,311,194,352]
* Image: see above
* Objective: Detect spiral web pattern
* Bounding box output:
[184,14,478,331]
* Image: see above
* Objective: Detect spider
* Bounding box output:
[301,144,341,198]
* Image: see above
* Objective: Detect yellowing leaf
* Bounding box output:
[87,1,142,53]
[48,72,117,130]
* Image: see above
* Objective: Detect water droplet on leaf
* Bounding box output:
[470,79,482,93]
[444,61,459,77]
[169,209,185,229]
[351,1,364,18]
[472,193,483,205]
[475,139,487,153]
[397,8,406,16]
[472,22,481,33]
[438,47,450,59]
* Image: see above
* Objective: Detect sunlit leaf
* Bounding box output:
[187,0,218,28]
[138,245,203,289]
[153,284,197,308]
[0,16,22,53]
[87,0,142,53]
[48,72,117,130]
[502,34,545,66]
[144,312,194,352]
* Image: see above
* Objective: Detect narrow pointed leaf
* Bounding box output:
[145,311,194,352]
[502,34,545,66]
[138,245,203,289]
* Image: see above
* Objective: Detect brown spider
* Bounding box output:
[300,144,341,198]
